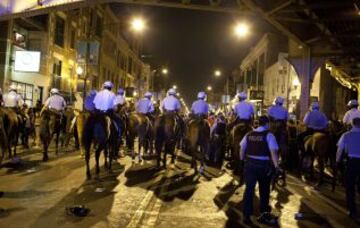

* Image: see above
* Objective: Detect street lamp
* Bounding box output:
[207,85,212,91]
[162,68,168,75]
[76,66,84,76]
[214,70,221,77]
[131,17,146,33]
[173,85,177,89]
[234,22,249,38]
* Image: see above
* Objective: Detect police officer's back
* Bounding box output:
[191,91,209,119]
[240,115,280,225]
[337,117,360,220]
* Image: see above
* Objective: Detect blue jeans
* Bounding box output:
[243,158,272,217]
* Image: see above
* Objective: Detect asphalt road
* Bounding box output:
[0,143,359,228]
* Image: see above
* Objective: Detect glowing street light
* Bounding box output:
[207,85,212,91]
[131,17,146,33]
[233,22,249,38]
[214,70,221,77]
[176,92,180,96]
[162,68,168,75]
[76,66,84,76]
[173,85,177,89]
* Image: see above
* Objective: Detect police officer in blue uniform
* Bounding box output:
[240,115,280,225]
[337,117,360,220]
[190,91,209,119]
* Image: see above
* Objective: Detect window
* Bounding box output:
[69,27,76,49]
[95,14,102,37]
[13,31,26,48]
[128,57,133,74]
[54,16,65,47]
[52,59,62,89]
[11,81,34,107]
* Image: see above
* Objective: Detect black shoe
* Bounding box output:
[243,216,253,225]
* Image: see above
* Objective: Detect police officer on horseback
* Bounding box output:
[190,91,209,119]
[337,117,360,221]
[3,84,24,111]
[161,88,181,113]
[43,88,66,112]
[343,100,360,128]
[240,115,280,225]
[114,88,126,110]
[136,92,155,120]
[298,101,328,154]
[268,96,288,123]
[229,92,254,130]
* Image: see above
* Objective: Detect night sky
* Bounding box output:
[113,3,275,105]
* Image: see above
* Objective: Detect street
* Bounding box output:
[0,143,358,228]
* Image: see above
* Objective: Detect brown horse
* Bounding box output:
[154,112,178,168]
[126,112,153,162]
[1,108,21,158]
[185,118,210,173]
[39,109,63,161]
[300,132,332,186]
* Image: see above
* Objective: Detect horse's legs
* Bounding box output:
[43,142,49,161]
[95,146,102,177]
[104,146,109,169]
[85,145,91,179]
[318,157,325,186]
[138,138,142,162]
[55,132,60,155]
[155,139,162,168]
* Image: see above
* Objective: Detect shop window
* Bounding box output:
[52,59,62,89]
[13,31,26,48]
[54,16,65,47]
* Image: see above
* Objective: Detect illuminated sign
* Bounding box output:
[0,0,85,18]
[14,51,41,72]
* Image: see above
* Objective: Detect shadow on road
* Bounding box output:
[29,161,124,228]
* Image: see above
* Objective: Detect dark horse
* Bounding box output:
[82,113,121,179]
[126,112,153,162]
[0,109,8,164]
[40,109,63,161]
[269,120,288,167]
[1,108,21,158]
[185,117,210,173]
[228,122,252,174]
[154,112,178,168]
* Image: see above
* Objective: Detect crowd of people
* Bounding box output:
[0,81,360,225]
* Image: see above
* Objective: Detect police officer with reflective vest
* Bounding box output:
[343,100,360,128]
[337,117,360,221]
[240,115,280,225]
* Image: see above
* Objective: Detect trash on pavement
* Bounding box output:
[65,205,90,217]
[95,187,105,193]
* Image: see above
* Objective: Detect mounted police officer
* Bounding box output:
[93,81,116,113]
[84,90,97,113]
[190,91,209,119]
[114,88,126,111]
[136,92,155,121]
[343,100,360,128]
[337,117,360,221]
[42,88,66,114]
[240,115,280,225]
[229,92,254,131]
[268,96,288,122]
[3,84,24,110]
[161,88,181,113]
[298,101,328,154]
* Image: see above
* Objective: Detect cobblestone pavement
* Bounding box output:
[0,145,358,228]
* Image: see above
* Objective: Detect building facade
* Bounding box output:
[0,4,147,106]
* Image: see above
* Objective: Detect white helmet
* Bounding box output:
[274,96,285,105]
[168,88,176,95]
[9,84,17,91]
[311,101,320,110]
[144,92,152,98]
[237,92,247,99]
[197,91,206,99]
[50,88,59,94]
[103,81,113,89]
[347,99,358,107]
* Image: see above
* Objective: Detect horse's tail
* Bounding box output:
[0,114,8,163]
